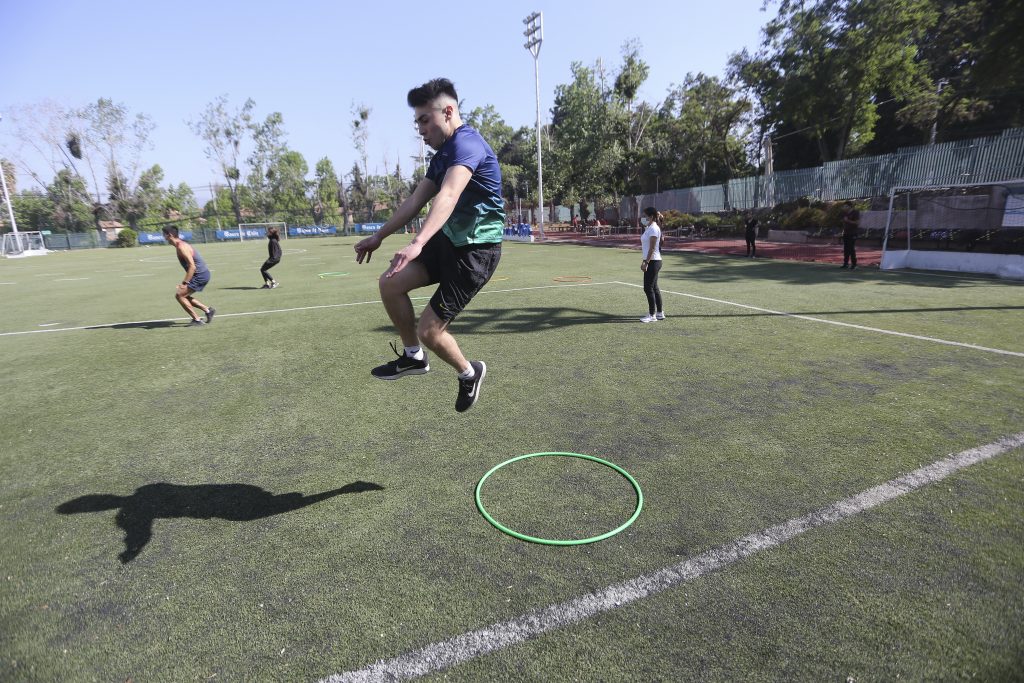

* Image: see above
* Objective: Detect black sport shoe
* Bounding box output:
[371,341,430,380]
[455,361,486,413]
[205,307,216,324]
[188,318,205,327]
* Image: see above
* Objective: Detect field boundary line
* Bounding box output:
[614,281,1024,358]
[0,281,618,337]
[322,432,1024,683]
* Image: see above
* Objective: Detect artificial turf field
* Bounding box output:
[1,236,1022,682]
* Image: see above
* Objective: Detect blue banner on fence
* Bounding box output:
[138,231,193,244]
[288,225,338,236]
[216,227,267,240]
[355,223,385,234]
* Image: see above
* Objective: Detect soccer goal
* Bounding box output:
[1,231,48,258]
[238,222,287,241]
[880,181,1024,278]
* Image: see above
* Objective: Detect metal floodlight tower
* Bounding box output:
[523,11,545,239]
[0,115,19,234]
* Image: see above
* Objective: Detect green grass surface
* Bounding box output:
[1,238,1022,681]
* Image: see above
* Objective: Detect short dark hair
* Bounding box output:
[267,226,279,239]
[162,226,179,238]
[407,78,458,108]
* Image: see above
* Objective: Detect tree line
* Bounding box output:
[2,0,1020,233]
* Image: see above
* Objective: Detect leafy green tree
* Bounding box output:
[350,104,376,221]
[3,102,83,193]
[313,157,341,226]
[893,0,1024,142]
[190,95,255,225]
[605,41,659,222]
[110,164,165,230]
[247,112,288,219]
[550,62,621,218]
[655,74,753,208]
[267,150,309,221]
[72,98,156,229]
[46,169,94,232]
[731,0,935,167]
[10,191,55,232]
[465,105,528,202]
[203,185,239,227]
[164,183,199,217]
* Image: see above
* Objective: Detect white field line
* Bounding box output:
[0,281,616,337]
[55,277,89,282]
[614,281,1024,358]
[323,432,1024,683]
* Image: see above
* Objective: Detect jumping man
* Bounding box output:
[163,226,215,326]
[354,78,504,412]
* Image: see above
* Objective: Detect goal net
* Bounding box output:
[880,182,1024,276]
[1,231,48,258]
[238,222,287,241]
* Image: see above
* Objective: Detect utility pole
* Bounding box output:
[523,11,545,240]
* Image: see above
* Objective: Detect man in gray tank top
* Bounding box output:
[162,226,216,326]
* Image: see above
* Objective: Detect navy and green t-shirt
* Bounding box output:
[425,125,505,246]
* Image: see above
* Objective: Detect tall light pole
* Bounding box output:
[523,11,545,240]
[930,78,949,145]
[0,115,19,235]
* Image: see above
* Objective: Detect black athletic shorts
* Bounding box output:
[416,232,501,322]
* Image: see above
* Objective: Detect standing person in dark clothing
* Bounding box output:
[162,226,215,326]
[841,201,860,269]
[745,213,758,258]
[260,226,282,288]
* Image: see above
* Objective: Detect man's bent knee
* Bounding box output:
[417,309,450,346]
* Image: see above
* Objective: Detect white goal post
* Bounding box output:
[880,180,1024,278]
[238,222,287,241]
[1,231,48,258]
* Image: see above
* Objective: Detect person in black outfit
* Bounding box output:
[261,226,282,288]
[840,202,859,269]
[744,213,758,257]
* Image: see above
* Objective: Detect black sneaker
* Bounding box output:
[371,341,429,380]
[455,361,486,413]
[205,307,216,324]
[188,318,205,327]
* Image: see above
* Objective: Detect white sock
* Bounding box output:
[404,345,424,360]
[457,365,475,380]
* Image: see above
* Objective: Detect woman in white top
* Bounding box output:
[640,206,665,322]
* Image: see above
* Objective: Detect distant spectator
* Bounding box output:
[745,214,758,258]
[841,201,860,270]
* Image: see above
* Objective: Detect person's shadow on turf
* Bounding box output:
[56,481,384,563]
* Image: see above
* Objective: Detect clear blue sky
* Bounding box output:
[1,0,770,205]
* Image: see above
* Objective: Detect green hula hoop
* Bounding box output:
[475,452,643,546]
